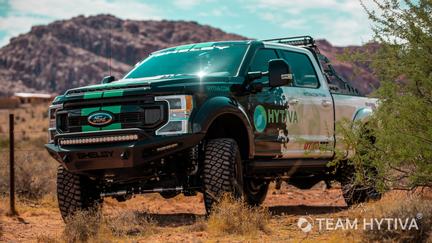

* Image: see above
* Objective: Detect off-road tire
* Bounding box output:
[244,179,269,206]
[202,138,243,214]
[338,163,381,206]
[57,166,102,221]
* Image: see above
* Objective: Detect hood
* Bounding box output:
[53,75,241,104]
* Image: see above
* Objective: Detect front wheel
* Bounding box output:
[202,138,243,214]
[57,166,103,221]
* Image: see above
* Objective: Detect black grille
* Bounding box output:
[57,99,167,133]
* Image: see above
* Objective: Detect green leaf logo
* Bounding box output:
[254,105,267,133]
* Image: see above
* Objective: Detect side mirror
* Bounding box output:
[268,59,293,87]
[101,76,115,84]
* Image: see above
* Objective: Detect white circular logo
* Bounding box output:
[297,217,313,233]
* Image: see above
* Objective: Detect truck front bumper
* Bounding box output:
[45,128,204,172]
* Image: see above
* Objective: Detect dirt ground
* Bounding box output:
[1,183,431,242]
[0,183,358,242]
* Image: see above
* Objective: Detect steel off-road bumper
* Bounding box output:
[45,128,204,172]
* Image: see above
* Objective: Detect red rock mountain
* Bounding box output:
[0,14,378,96]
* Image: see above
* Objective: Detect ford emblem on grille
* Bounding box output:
[88,112,113,126]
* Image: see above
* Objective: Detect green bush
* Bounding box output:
[335,0,432,190]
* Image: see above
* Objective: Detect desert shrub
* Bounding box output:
[207,195,270,236]
[14,151,57,199]
[0,150,57,199]
[363,198,432,242]
[105,210,157,237]
[62,209,157,242]
[63,210,103,242]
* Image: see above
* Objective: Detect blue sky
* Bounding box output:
[0,0,377,47]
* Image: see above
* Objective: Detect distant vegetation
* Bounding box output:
[0,103,57,199]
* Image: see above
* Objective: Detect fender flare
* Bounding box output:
[192,96,255,158]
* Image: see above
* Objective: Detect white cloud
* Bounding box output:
[312,15,373,46]
[0,15,47,46]
[259,12,306,29]
[198,6,237,17]
[0,0,161,46]
[244,0,378,45]
[9,0,161,20]
[173,0,203,9]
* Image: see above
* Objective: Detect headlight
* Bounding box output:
[155,95,193,135]
[48,104,62,142]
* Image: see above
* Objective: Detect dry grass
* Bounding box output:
[63,210,103,242]
[36,234,61,243]
[187,218,208,232]
[105,210,158,237]
[361,197,432,242]
[207,195,271,236]
[61,209,158,242]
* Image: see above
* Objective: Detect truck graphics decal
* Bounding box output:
[267,108,298,124]
[253,105,299,133]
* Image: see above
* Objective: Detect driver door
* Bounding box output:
[248,48,303,158]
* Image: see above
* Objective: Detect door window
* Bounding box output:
[281,51,319,88]
[249,49,278,72]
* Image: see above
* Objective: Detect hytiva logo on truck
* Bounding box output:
[254,105,298,132]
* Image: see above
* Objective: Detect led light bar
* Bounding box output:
[60,134,139,145]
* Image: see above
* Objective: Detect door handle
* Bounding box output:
[288,98,299,105]
[321,100,332,107]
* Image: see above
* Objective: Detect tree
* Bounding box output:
[336,0,432,189]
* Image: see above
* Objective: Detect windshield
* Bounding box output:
[124,42,248,79]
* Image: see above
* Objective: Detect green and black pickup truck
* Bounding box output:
[46,36,380,220]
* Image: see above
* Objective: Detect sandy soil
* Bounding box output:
[0,183,351,242]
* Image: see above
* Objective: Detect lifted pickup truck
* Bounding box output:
[46,36,380,220]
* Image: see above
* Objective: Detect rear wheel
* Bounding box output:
[338,163,381,206]
[57,166,103,221]
[202,138,243,214]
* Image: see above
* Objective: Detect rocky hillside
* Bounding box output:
[0,14,378,96]
[317,39,379,94]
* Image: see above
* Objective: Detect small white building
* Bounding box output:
[14,92,54,104]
